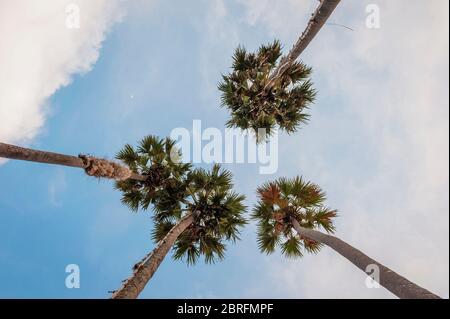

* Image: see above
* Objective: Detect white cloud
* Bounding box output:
[237,0,314,38]
[239,0,449,298]
[0,0,124,147]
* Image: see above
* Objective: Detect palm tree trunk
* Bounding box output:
[290,217,441,299]
[264,0,341,91]
[112,212,196,299]
[0,142,146,181]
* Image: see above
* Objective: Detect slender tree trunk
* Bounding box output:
[290,217,441,299]
[0,142,146,181]
[112,212,196,299]
[264,0,341,91]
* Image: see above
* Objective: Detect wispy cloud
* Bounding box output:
[237,0,314,38]
[48,168,67,207]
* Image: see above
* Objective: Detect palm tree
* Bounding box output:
[219,41,316,141]
[218,1,341,141]
[112,164,246,299]
[114,135,192,210]
[252,176,441,299]
[0,141,145,181]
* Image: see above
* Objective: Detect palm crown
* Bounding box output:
[115,137,246,265]
[252,176,337,258]
[152,164,247,265]
[219,40,316,141]
[114,135,191,212]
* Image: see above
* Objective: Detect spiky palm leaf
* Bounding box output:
[153,164,247,265]
[219,40,316,141]
[114,135,191,212]
[252,176,337,258]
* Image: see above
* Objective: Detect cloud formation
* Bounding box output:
[0,0,123,147]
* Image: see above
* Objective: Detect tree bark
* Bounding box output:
[112,212,196,299]
[0,142,146,181]
[290,217,441,299]
[264,0,341,91]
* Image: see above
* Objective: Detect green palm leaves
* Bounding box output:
[219,40,316,141]
[115,136,246,265]
[152,165,246,265]
[252,176,337,258]
[115,136,191,212]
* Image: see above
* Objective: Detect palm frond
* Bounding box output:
[313,208,338,233]
[256,222,279,254]
[115,144,139,170]
[281,236,303,258]
[151,220,175,243]
[301,236,323,254]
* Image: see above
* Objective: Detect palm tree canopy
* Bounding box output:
[115,138,247,265]
[252,176,337,258]
[152,164,247,265]
[219,40,316,141]
[114,135,192,211]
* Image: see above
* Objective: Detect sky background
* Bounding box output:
[0,0,448,298]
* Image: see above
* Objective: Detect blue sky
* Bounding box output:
[0,0,448,298]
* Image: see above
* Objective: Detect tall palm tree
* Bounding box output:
[252,176,441,299]
[112,164,246,299]
[218,0,341,141]
[219,41,316,141]
[0,141,145,181]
